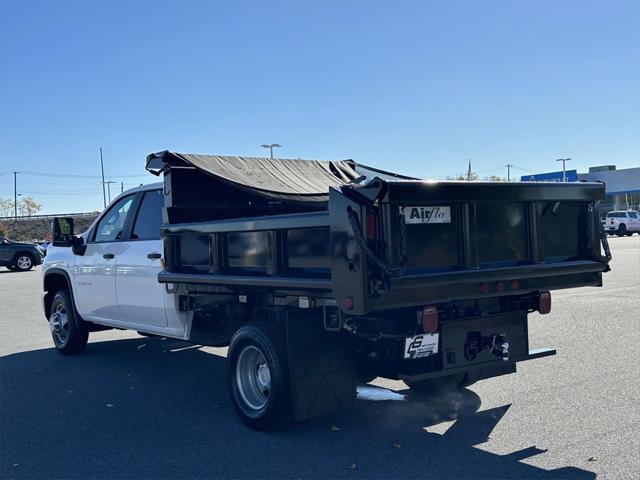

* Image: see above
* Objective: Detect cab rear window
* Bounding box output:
[132,190,163,240]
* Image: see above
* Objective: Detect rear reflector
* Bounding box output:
[421,306,439,333]
[538,291,552,314]
[366,210,377,241]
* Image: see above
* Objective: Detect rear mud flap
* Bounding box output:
[286,311,356,423]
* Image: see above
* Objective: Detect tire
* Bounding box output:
[227,323,292,430]
[404,373,467,395]
[49,289,89,355]
[617,224,627,237]
[13,253,34,271]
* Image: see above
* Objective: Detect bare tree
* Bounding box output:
[0,198,15,217]
[448,172,479,181]
[485,175,509,182]
[18,197,42,217]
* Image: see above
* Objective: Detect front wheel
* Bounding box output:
[14,254,34,271]
[227,323,292,430]
[49,290,89,355]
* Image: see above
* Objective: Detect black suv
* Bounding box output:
[0,235,44,271]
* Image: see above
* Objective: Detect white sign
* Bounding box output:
[403,206,451,224]
[404,334,439,359]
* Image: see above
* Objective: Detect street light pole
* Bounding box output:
[13,171,18,219]
[505,164,513,181]
[556,158,571,182]
[105,181,116,203]
[100,147,107,208]
[260,143,282,159]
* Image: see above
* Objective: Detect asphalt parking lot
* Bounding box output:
[1,236,638,479]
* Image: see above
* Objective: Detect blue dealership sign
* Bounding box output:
[521,169,578,182]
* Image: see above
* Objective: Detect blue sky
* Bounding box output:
[1,0,638,213]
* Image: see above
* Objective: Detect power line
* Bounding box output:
[511,165,537,172]
[17,191,103,196]
[13,171,149,178]
[0,170,149,179]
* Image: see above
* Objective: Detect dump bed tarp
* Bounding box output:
[146,151,365,202]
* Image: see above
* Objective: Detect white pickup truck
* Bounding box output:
[43,183,191,353]
[603,210,640,236]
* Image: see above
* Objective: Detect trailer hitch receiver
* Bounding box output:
[464,332,510,362]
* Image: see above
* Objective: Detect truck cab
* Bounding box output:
[43,183,190,342]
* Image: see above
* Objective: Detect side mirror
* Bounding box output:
[52,217,74,247]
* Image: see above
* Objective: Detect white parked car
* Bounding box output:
[604,210,640,236]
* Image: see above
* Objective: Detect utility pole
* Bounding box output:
[100,147,107,208]
[13,171,18,219]
[105,181,116,203]
[120,182,124,194]
[505,164,513,181]
[556,158,571,182]
[260,144,281,159]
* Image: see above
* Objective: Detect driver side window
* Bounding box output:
[93,195,134,243]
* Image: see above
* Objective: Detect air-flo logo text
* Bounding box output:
[403,206,451,224]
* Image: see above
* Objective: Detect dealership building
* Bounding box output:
[521,165,640,216]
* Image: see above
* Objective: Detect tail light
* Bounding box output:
[538,291,552,314]
[420,306,439,333]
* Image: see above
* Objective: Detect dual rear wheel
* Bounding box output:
[227,323,292,430]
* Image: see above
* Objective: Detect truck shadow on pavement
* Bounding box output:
[1,336,595,479]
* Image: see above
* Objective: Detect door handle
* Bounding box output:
[103,253,115,260]
[147,252,162,260]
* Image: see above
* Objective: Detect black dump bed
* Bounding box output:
[148,151,610,316]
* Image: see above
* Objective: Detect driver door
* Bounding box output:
[74,194,135,323]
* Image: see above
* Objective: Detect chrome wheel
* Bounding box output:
[16,255,32,270]
[49,303,70,346]
[236,345,271,411]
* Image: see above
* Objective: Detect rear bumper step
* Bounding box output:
[515,347,557,361]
